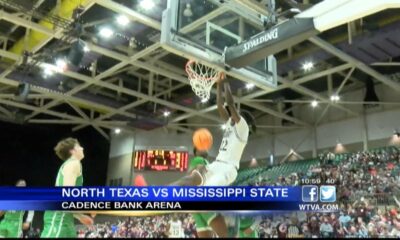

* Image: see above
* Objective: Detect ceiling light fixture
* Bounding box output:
[302,61,314,71]
[311,100,318,108]
[116,15,129,26]
[83,45,90,52]
[183,3,193,17]
[55,59,67,72]
[330,94,340,102]
[163,111,170,117]
[43,68,54,78]
[140,0,155,10]
[246,83,255,90]
[99,27,114,38]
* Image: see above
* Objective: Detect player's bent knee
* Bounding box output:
[191,170,205,186]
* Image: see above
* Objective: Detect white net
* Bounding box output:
[185,60,221,101]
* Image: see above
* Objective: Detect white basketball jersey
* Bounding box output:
[216,116,249,169]
[169,220,184,238]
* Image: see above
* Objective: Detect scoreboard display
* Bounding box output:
[133,150,189,172]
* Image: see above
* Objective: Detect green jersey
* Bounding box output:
[189,156,209,171]
[238,216,260,238]
[238,216,255,230]
[55,159,83,186]
[2,211,24,222]
[190,156,215,232]
[41,158,83,238]
[0,211,25,238]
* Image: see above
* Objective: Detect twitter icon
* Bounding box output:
[320,186,336,202]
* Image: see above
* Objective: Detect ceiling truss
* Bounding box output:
[0,0,398,140]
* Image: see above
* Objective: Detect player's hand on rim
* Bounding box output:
[217,72,226,83]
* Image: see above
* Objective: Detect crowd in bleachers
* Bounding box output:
[255,198,400,238]
[251,147,400,238]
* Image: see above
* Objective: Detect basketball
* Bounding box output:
[193,128,213,151]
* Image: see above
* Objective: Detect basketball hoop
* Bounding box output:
[185,60,221,102]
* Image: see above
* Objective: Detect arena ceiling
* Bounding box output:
[0,0,399,140]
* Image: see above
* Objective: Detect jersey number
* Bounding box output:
[220,139,228,151]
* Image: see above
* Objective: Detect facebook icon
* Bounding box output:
[302,185,318,202]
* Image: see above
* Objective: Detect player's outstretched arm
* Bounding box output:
[23,210,35,230]
[73,213,94,225]
[217,74,229,122]
[224,82,240,123]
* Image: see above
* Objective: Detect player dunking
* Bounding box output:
[135,74,249,187]
[134,75,249,237]
[41,138,93,238]
[175,74,249,186]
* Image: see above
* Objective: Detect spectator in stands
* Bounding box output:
[390,215,400,237]
[308,216,320,238]
[277,222,287,238]
[287,216,301,238]
[319,217,333,238]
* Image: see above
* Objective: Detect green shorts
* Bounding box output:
[0,220,22,238]
[192,213,217,232]
[40,211,77,238]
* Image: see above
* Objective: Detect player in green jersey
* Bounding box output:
[41,138,93,238]
[189,148,228,238]
[237,215,261,238]
[0,179,34,238]
[225,214,261,238]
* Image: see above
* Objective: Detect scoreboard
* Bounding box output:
[133,150,189,172]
